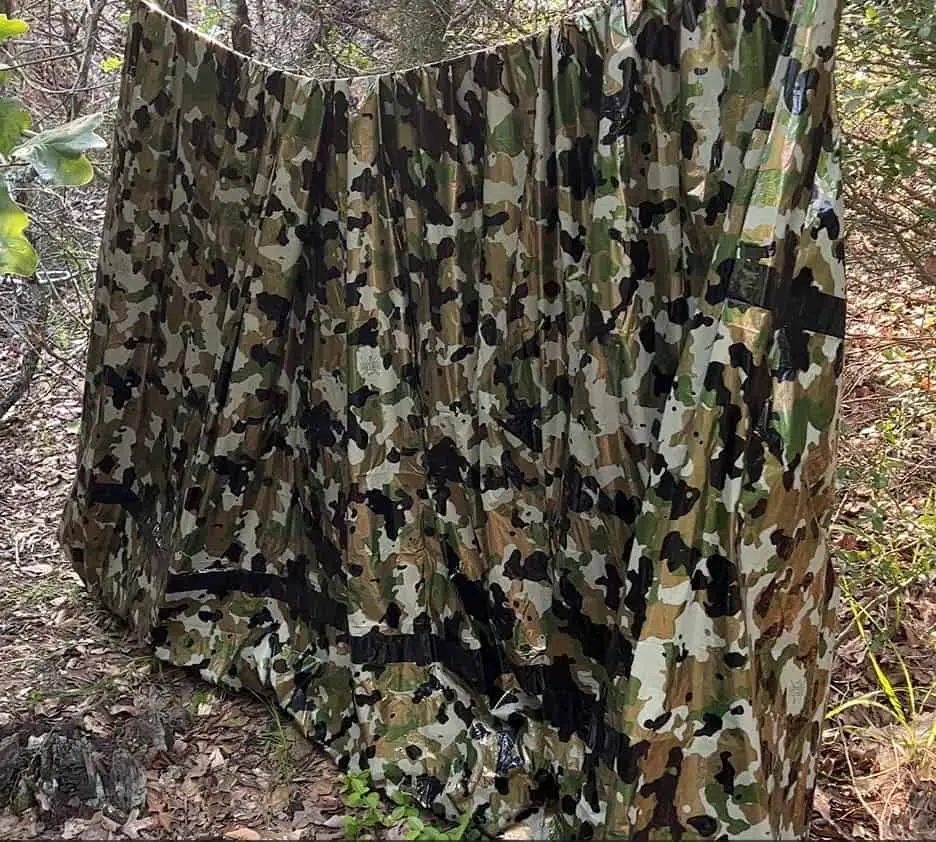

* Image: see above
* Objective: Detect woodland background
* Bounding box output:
[0,0,934,839]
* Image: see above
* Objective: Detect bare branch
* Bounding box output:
[67,0,108,119]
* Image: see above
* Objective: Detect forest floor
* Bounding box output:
[0,258,935,840]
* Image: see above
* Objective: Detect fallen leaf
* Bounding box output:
[308,778,336,799]
[60,818,90,840]
[188,753,211,778]
[23,562,54,575]
[223,826,262,840]
[108,703,141,716]
[267,784,290,811]
[122,812,157,840]
[209,746,226,771]
[290,807,324,830]
[814,787,832,823]
[925,253,936,277]
[321,815,346,828]
[81,713,110,736]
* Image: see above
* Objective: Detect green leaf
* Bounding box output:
[0,96,31,155]
[390,790,413,807]
[343,815,361,840]
[99,55,123,73]
[449,809,473,840]
[12,112,107,186]
[348,774,369,795]
[0,181,37,276]
[0,15,28,42]
[20,144,95,185]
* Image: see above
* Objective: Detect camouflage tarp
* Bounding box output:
[60,0,845,836]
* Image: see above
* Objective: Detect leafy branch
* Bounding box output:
[0,14,106,277]
[340,771,478,841]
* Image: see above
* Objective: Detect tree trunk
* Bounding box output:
[231,0,253,55]
[0,278,45,422]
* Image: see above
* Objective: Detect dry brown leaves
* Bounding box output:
[810,210,936,841]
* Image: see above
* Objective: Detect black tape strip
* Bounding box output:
[163,566,644,771]
[727,255,771,308]
[727,250,845,338]
[88,479,143,513]
[350,627,486,688]
[785,283,846,338]
[166,569,349,630]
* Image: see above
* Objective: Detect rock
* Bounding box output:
[106,748,147,815]
[31,728,106,819]
[0,733,27,809]
[0,707,191,828]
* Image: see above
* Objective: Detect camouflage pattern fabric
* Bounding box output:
[60,0,845,836]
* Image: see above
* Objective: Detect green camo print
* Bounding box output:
[60,0,845,836]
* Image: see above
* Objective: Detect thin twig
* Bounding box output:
[836,571,936,645]
[0,49,83,71]
[0,306,86,385]
[17,71,116,96]
[475,0,527,35]
[839,727,886,839]
[68,0,108,119]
